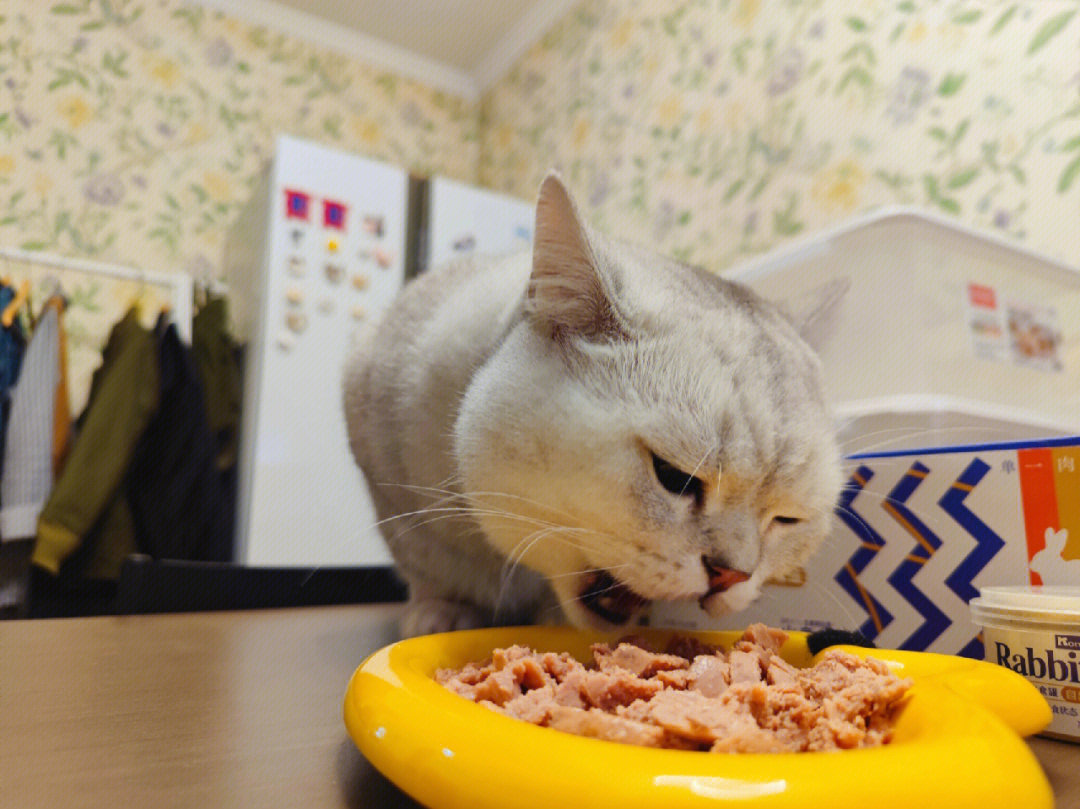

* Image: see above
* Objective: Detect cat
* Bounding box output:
[343,173,842,637]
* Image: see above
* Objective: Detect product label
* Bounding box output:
[1057,634,1080,651]
[1020,446,1080,586]
[994,641,1080,683]
[964,281,1064,372]
[989,627,1080,741]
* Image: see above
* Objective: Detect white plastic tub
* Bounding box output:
[970,585,1080,742]
[725,207,1080,449]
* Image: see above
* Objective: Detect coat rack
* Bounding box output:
[0,246,195,415]
[0,246,193,342]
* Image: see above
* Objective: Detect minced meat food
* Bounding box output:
[435,624,911,753]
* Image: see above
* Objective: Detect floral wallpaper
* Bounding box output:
[0,0,478,280]
[480,0,1080,273]
[0,0,479,410]
[2,0,1079,412]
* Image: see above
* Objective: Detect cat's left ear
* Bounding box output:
[527,172,626,342]
[775,277,850,353]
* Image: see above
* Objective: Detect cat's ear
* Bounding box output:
[527,172,625,342]
[775,277,850,353]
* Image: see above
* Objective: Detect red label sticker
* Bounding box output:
[968,283,997,309]
[323,200,347,230]
[284,189,310,220]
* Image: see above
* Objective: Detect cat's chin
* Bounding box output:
[699,579,761,617]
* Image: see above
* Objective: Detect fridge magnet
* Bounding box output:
[285,286,304,305]
[325,263,345,284]
[362,215,384,237]
[965,282,1009,364]
[1007,300,1063,372]
[373,248,395,269]
[284,189,310,221]
[287,256,307,277]
[317,298,334,315]
[965,282,1063,372]
[351,305,366,321]
[285,311,308,333]
[351,273,370,291]
[323,199,347,230]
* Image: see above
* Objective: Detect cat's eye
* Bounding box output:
[772,515,802,526]
[651,453,704,505]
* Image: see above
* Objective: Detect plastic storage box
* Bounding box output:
[726,207,1080,451]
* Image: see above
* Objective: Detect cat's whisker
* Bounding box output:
[801,579,861,630]
[456,491,581,523]
[501,527,601,572]
[499,524,629,586]
[541,564,635,582]
[493,525,619,619]
[684,440,720,492]
[372,503,571,537]
[831,504,887,541]
[838,422,1023,456]
[384,480,584,526]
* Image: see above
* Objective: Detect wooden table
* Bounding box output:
[2,605,1077,808]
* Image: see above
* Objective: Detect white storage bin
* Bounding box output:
[726,208,1080,450]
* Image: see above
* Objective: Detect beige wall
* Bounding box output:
[6,0,1077,281]
[0,1,479,279]
[1,1,482,407]
[480,0,1080,273]
[2,0,1078,401]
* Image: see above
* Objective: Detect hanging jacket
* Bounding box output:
[191,295,242,471]
[51,296,71,477]
[33,310,159,579]
[1,305,59,540]
[0,284,27,478]
[123,318,233,563]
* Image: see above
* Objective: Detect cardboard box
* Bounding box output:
[652,437,1080,657]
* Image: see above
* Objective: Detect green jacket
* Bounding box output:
[33,310,159,579]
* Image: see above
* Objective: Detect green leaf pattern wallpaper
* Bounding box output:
[0,0,478,280]
[1,0,1078,343]
[480,0,1080,272]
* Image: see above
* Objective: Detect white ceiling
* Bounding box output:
[193,0,579,100]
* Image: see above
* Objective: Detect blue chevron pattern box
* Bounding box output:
[650,436,1080,659]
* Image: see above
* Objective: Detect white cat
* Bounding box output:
[344,174,842,636]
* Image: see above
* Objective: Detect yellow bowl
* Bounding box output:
[343,626,1052,809]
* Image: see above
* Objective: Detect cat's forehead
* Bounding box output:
[616,333,832,490]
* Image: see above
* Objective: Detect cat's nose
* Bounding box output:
[702,555,750,593]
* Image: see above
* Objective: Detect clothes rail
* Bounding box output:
[0,247,193,341]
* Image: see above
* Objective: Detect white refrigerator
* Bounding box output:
[420,175,534,273]
[225,137,538,568]
[225,135,408,567]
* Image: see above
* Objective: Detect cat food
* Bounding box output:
[435,624,911,753]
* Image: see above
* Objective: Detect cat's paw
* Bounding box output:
[401,598,487,637]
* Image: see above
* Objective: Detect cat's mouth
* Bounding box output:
[700,565,751,603]
[578,564,755,624]
[579,570,650,625]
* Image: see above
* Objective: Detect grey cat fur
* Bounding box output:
[343,173,841,637]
